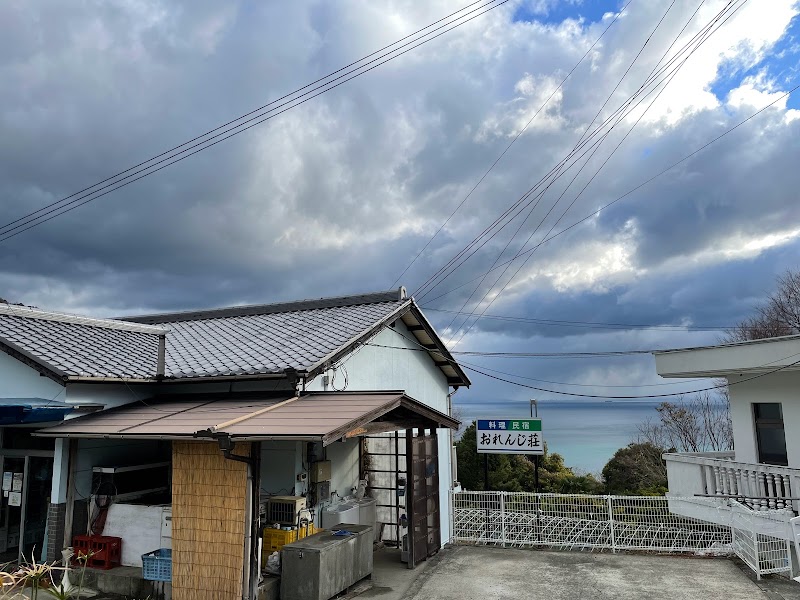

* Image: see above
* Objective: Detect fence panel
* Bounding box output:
[452,490,794,579]
[609,496,731,553]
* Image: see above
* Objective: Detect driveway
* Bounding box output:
[400,546,800,600]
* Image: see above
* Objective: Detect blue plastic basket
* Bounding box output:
[141,548,172,582]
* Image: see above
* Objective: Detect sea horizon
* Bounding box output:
[454,398,667,475]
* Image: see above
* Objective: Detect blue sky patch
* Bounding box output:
[708,10,800,108]
[513,0,619,26]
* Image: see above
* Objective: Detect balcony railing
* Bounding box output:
[663,452,800,513]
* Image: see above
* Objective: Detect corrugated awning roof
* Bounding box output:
[35,391,458,445]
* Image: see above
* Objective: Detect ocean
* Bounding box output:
[454,399,663,475]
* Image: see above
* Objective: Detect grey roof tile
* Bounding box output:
[0,290,411,381]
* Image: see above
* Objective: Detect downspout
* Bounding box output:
[447,387,459,546]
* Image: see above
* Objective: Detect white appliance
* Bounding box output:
[354,497,378,542]
[321,502,359,529]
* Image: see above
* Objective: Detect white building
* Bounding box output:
[0,288,468,599]
[653,335,800,542]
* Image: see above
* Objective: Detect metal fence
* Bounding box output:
[451,491,795,579]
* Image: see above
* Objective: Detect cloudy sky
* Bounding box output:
[2,0,799,423]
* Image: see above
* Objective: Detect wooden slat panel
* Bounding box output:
[172,441,248,600]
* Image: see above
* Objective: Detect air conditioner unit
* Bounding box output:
[267,496,307,526]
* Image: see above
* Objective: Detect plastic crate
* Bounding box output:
[141,548,172,582]
[72,535,122,570]
[262,526,320,557]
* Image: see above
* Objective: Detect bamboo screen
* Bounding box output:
[172,441,250,600]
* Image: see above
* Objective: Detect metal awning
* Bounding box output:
[0,398,74,425]
[35,391,458,445]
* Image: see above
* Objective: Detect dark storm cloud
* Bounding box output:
[0,0,798,400]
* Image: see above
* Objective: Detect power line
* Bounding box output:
[421,0,739,308]
[451,358,708,388]
[368,342,656,357]
[415,1,714,298]
[413,0,741,303]
[460,356,800,399]
[377,329,800,399]
[423,308,733,331]
[421,80,799,306]
[443,0,693,345]
[390,0,635,289]
[0,0,510,243]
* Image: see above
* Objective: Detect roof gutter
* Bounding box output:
[63,370,306,384]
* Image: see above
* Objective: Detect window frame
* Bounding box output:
[753,402,788,466]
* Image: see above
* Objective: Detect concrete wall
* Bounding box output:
[727,371,800,467]
[305,320,454,544]
[0,351,63,399]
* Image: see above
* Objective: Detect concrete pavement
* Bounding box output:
[391,546,800,600]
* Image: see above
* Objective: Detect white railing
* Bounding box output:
[452,491,732,553]
[451,490,795,580]
[664,452,800,512]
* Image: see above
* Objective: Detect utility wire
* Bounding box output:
[0,0,511,243]
[424,308,734,331]
[443,0,685,344]
[413,0,739,302]
[422,79,798,307]
[446,10,715,347]
[390,0,635,289]
[377,329,800,399]
[417,0,736,303]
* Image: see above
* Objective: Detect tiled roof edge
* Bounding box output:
[120,287,408,324]
[0,303,170,335]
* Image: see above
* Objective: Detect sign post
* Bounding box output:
[476,418,544,455]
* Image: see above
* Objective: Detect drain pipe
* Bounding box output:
[447,388,459,545]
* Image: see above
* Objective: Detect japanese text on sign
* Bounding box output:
[476,419,543,455]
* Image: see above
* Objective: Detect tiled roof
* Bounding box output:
[0,289,412,381]
[0,312,162,378]
[160,299,408,378]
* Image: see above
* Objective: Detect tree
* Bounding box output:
[725,269,800,341]
[602,442,667,495]
[637,391,732,453]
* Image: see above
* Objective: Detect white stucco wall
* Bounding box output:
[305,320,454,544]
[726,371,800,468]
[0,351,64,399]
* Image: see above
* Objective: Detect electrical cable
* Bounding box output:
[377,328,800,399]
[420,80,799,307]
[417,0,739,304]
[390,0,636,289]
[423,307,735,331]
[413,0,742,302]
[442,0,685,343]
[0,0,511,244]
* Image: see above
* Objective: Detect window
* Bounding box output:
[753,403,788,466]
